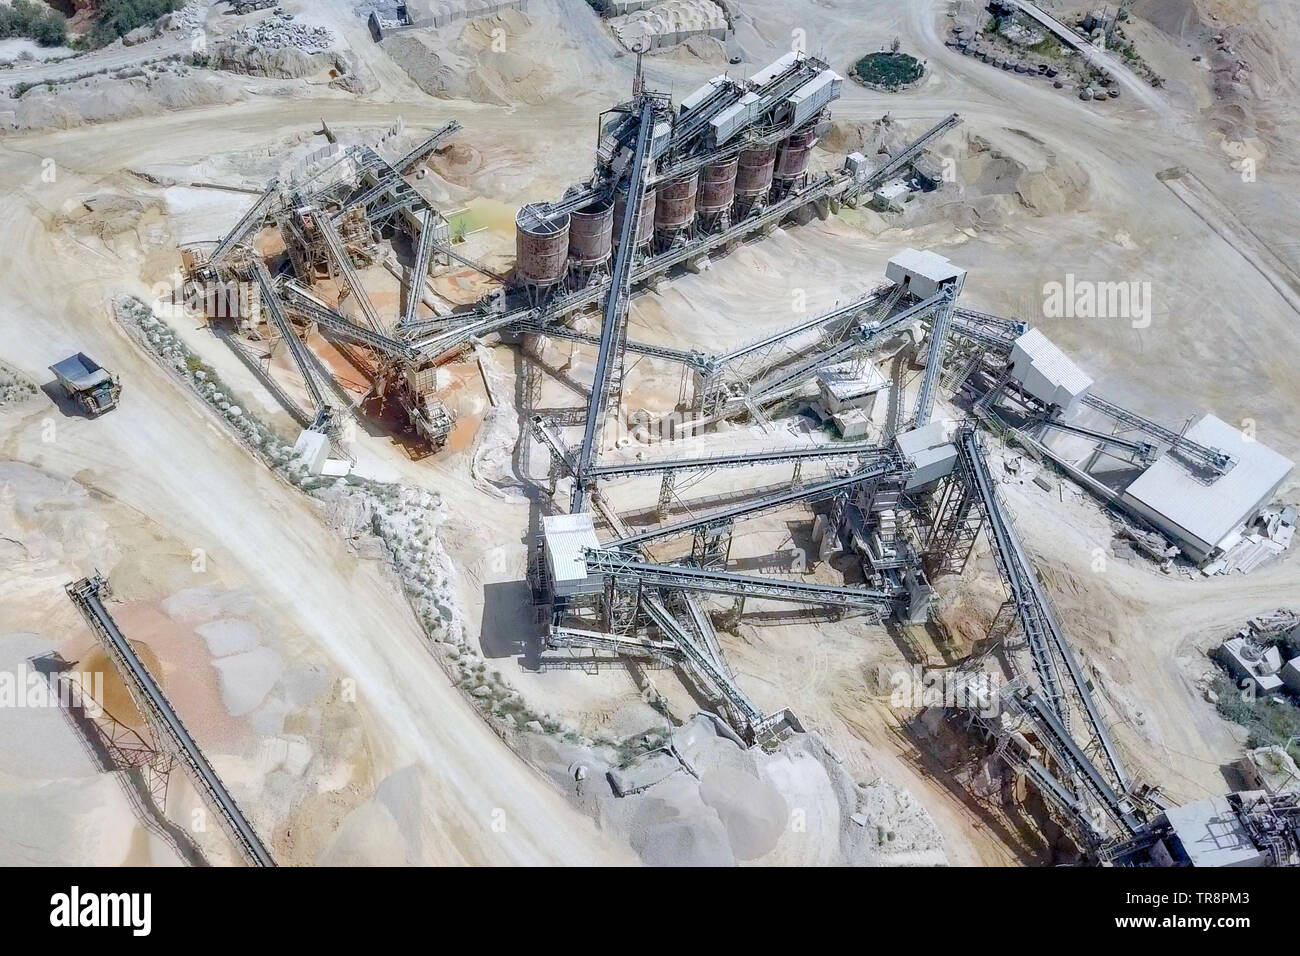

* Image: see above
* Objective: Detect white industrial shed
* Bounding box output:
[896,419,958,491]
[542,513,603,597]
[1121,414,1294,562]
[1009,328,1093,412]
[885,248,967,300]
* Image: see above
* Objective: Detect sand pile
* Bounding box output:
[521,715,948,866]
[0,461,119,571]
[210,40,376,93]
[669,33,728,63]
[609,0,727,53]
[933,130,1091,232]
[384,10,551,106]
[12,72,243,131]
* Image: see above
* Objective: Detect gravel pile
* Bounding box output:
[167,1,212,34]
[229,11,336,54]
[0,360,37,408]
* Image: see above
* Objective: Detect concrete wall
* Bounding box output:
[399,0,530,31]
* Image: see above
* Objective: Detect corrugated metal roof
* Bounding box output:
[887,247,967,284]
[788,70,842,104]
[896,419,956,457]
[750,52,799,88]
[542,513,599,583]
[680,75,728,113]
[710,92,761,145]
[816,360,887,400]
[1123,414,1295,551]
[1012,327,1093,396]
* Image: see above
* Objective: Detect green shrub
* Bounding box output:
[1212,673,1300,763]
[78,0,183,51]
[0,0,68,48]
[854,52,924,89]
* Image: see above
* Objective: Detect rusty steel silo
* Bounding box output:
[514,203,570,291]
[695,155,738,233]
[612,179,656,254]
[734,145,776,219]
[654,171,699,248]
[567,198,614,280]
[774,126,818,182]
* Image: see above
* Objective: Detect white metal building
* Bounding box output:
[895,419,958,491]
[816,360,888,415]
[885,248,967,300]
[1121,414,1294,563]
[1008,327,1093,411]
[542,512,603,597]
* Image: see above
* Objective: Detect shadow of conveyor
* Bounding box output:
[30,652,209,866]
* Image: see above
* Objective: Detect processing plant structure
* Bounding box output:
[176,50,1297,867]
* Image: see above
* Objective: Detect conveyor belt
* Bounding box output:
[512,322,709,371]
[607,451,907,549]
[957,428,1129,791]
[749,289,950,400]
[66,575,275,867]
[642,595,765,732]
[911,289,957,428]
[1034,416,1156,461]
[588,440,887,479]
[207,181,279,266]
[403,208,440,329]
[683,593,731,676]
[850,113,962,196]
[715,286,889,368]
[951,307,1026,352]
[574,98,658,508]
[1014,689,1141,836]
[548,626,681,662]
[1081,392,1235,475]
[314,211,387,335]
[394,120,462,173]
[253,260,331,416]
[280,280,420,362]
[591,553,897,611]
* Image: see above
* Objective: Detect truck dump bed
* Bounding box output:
[49,353,111,391]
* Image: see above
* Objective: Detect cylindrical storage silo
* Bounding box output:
[515,204,569,289]
[653,171,698,247]
[567,198,614,272]
[612,179,656,252]
[734,145,776,218]
[774,126,818,181]
[696,155,738,232]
